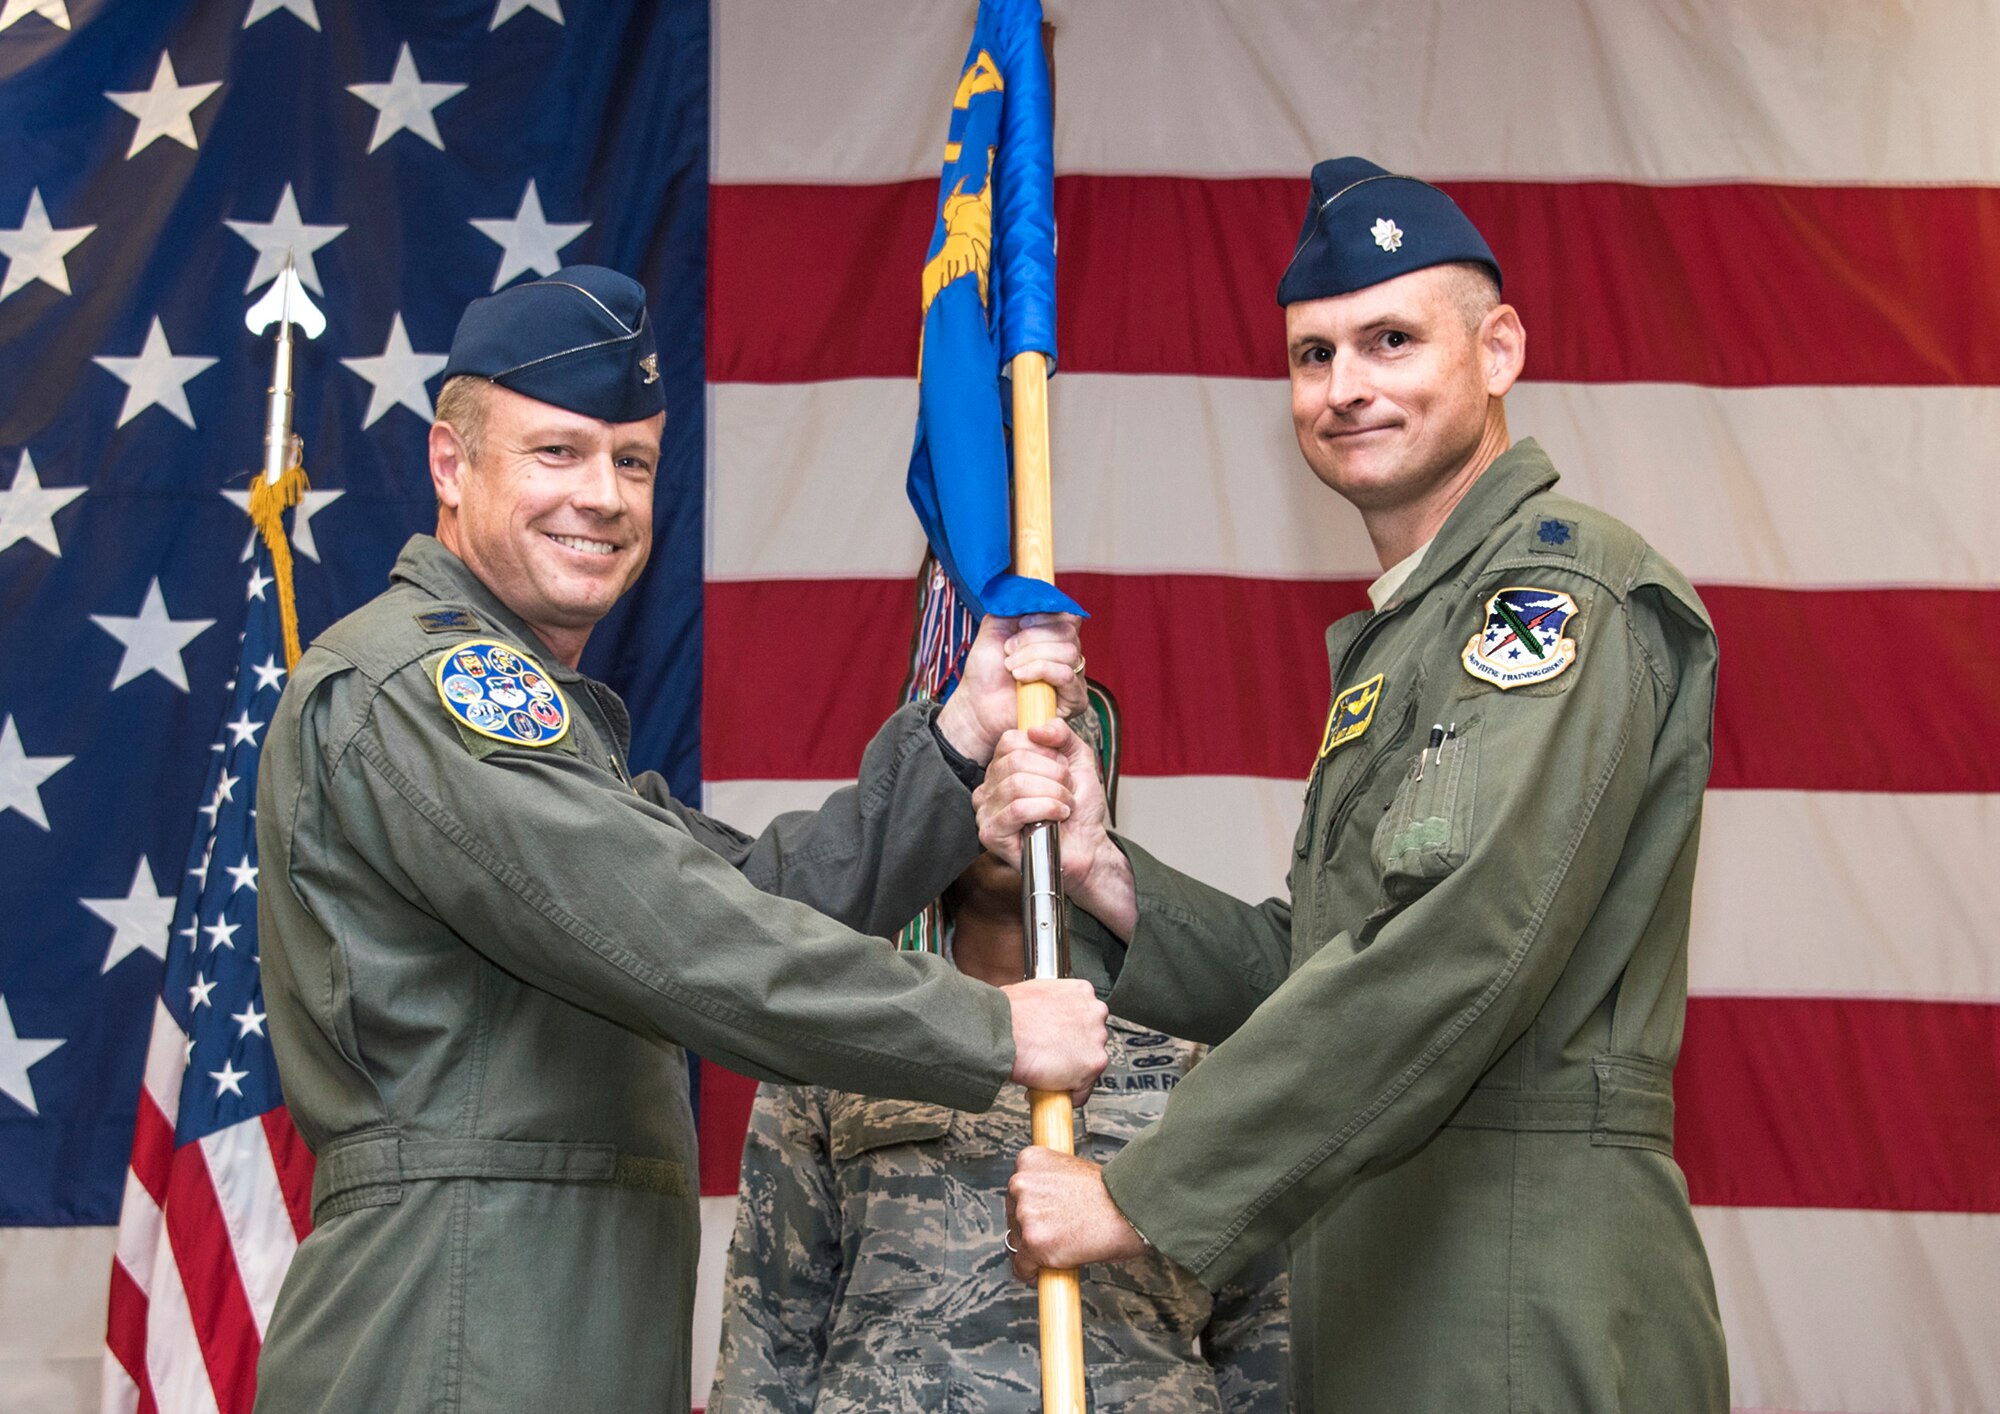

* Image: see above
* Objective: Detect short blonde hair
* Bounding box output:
[434,375,492,465]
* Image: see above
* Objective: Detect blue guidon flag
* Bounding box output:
[1462,586,1581,689]
[904,0,1083,622]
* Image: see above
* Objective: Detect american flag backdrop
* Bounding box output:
[2,3,1997,1413]
[0,1,706,1407]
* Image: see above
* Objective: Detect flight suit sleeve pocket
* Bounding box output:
[1371,715,1481,902]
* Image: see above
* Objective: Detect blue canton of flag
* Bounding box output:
[162,546,286,1140]
[904,0,1082,623]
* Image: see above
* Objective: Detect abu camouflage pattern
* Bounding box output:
[710,1020,1288,1413]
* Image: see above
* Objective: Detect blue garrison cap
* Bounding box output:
[442,265,665,423]
[1276,157,1502,306]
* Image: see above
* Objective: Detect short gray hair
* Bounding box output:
[434,375,492,464]
[1444,262,1502,332]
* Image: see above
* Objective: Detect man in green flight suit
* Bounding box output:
[986,159,1731,1409]
[253,266,1108,1412]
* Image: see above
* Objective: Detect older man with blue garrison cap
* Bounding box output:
[253,266,1108,1413]
[989,160,1731,1409]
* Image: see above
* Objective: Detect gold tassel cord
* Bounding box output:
[248,459,308,672]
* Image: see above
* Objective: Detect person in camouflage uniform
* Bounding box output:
[710,688,1288,1414]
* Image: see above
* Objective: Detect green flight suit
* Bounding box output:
[1073,442,1729,1410]
[254,536,1017,1413]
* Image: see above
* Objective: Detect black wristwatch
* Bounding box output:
[929,708,988,790]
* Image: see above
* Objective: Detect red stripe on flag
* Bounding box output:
[710,177,2000,387]
[698,1059,763,1197]
[703,576,2000,791]
[261,1107,316,1240]
[1704,585,2000,793]
[1678,997,2000,1212]
[106,1258,158,1414]
[130,1090,174,1208]
[162,1143,263,1414]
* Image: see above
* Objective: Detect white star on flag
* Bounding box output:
[347,44,464,153]
[231,1004,267,1039]
[0,997,63,1117]
[242,0,319,30]
[472,180,589,290]
[0,188,95,302]
[89,577,216,692]
[225,711,264,748]
[251,655,287,693]
[220,484,345,564]
[105,52,222,159]
[188,973,217,1009]
[93,317,217,428]
[225,183,346,294]
[204,918,242,951]
[0,0,69,33]
[209,1060,249,1098]
[247,565,274,600]
[491,0,562,27]
[0,451,85,558]
[0,714,72,831]
[342,313,448,427]
[81,858,174,973]
[225,855,259,893]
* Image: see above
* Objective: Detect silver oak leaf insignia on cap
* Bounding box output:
[640,353,659,384]
[1372,218,1403,252]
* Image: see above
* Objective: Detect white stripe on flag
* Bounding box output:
[198,1121,300,1337]
[112,1167,163,1302]
[142,1218,222,1414]
[704,778,2000,1004]
[715,0,2000,183]
[709,378,2000,587]
[1699,1206,2000,1413]
[140,997,186,1126]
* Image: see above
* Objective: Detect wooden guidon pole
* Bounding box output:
[1010,348,1087,1412]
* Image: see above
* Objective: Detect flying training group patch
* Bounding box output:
[1462,587,1579,689]
[433,639,569,746]
[1316,672,1384,764]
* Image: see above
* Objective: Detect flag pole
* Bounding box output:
[1012,347,1087,1412]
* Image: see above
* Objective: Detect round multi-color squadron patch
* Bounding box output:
[434,640,569,746]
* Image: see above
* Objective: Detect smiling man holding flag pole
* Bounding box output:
[904,2,1092,1408]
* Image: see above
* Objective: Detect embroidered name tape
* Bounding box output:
[1316,672,1384,764]
[1462,587,1579,689]
[434,639,569,746]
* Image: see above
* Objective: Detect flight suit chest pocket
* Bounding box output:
[1371,715,1481,904]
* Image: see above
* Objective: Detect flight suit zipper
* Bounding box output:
[1323,693,1417,856]
[570,679,636,789]
[1301,601,1410,840]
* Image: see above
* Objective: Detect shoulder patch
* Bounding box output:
[1315,672,1384,765]
[1533,516,1579,554]
[434,639,569,747]
[1463,587,1579,689]
[416,607,480,634]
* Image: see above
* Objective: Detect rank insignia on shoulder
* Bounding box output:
[1316,672,1384,764]
[1534,516,1578,553]
[416,607,479,634]
[1463,587,1579,689]
[434,640,569,747]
